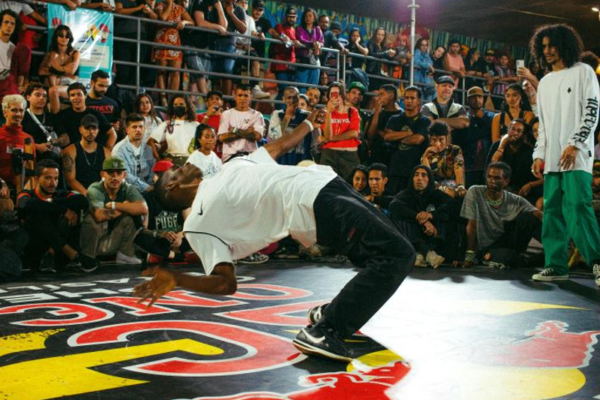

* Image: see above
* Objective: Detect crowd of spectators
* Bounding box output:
[0,1,599,284]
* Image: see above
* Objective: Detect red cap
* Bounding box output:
[153,160,174,173]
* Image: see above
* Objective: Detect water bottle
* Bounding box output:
[280,33,293,49]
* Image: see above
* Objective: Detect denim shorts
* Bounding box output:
[213,43,237,75]
[183,51,211,80]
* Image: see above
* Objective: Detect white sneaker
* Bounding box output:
[116,252,142,265]
[593,263,600,287]
[252,85,270,99]
[426,250,445,269]
[414,253,427,267]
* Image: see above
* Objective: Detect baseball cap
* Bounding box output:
[593,159,600,177]
[348,81,366,94]
[485,49,495,57]
[467,86,484,97]
[81,114,99,128]
[330,21,342,31]
[153,160,175,173]
[252,0,265,8]
[206,90,223,100]
[436,75,455,85]
[102,156,126,171]
[285,7,297,16]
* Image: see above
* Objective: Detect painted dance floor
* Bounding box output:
[1,260,599,400]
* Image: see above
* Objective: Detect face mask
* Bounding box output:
[174,106,187,117]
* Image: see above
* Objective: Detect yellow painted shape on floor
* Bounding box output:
[459,300,584,316]
[461,365,585,400]
[0,329,64,357]
[348,350,405,372]
[0,338,223,400]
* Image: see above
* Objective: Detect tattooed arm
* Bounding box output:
[62,145,88,195]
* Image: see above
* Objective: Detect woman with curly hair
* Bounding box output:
[148,95,198,165]
[491,83,535,143]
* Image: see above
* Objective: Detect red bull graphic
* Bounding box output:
[477,320,600,369]
[195,361,410,400]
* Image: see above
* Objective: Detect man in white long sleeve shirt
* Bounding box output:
[530,24,600,285]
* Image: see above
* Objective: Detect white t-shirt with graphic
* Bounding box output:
[186,150,223,179]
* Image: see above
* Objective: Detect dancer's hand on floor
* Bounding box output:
[134,266,178,307]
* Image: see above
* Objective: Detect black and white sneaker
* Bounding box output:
[293,321,353,362]
[39,251,56,273]
[532,267,568,282]
[592,261,600,287]
[307,303,329,325]
[67,253,99,273]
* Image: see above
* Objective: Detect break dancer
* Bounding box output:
[133,109,415,362]
[530,24,600,284]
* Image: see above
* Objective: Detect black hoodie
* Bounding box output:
[390,165,454,223]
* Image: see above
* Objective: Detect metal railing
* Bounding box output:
[25,1,507,110]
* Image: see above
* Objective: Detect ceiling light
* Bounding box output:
[593,7,600,11]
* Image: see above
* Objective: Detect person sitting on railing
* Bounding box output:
[152,0,193,107]
[214,0,247,98]
[421,75,470,131]
[134,92,162,148]
[464,48,487,91]
[295,8,324,93]
[149,95,198,166]
[217,84,265,162]
[0,10,31,103]
[114,0,157,88]
[442,39,466,88]
[40,25,79,114]
[413,37,435,102]
[490,53,519,110]
[366,27,396,92]
[271,7,299,103]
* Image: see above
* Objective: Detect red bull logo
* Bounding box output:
[195,361,410,400]
[477,320,600,369]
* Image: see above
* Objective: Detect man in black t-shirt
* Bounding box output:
[183,0,227,96]
[57,82,117,149]
[366,84,402,165]
[385,86,431,194]
[22,83,67,164]
[214,0,247,96]
[86,70,121,127]
[135,160,189,263]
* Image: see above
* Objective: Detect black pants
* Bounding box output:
[482,212,542,266]
[23,215,76,268]
[313,177,415,336]
[395,219,446,255]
